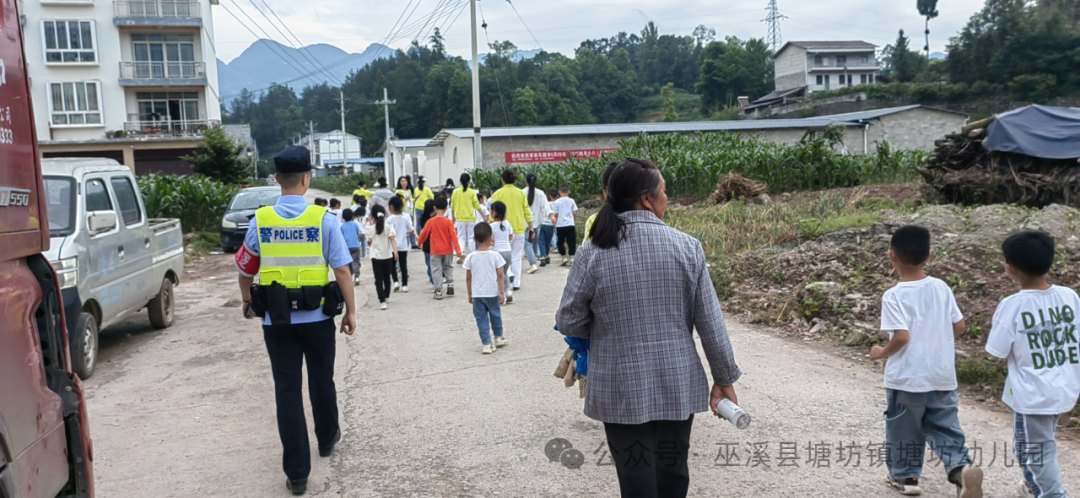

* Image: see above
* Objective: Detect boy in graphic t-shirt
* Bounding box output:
[985,230,1080,498]
[869,225,983,497]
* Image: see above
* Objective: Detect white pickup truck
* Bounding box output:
[42,158,185,379]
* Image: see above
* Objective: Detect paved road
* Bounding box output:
[85,210,1080,496]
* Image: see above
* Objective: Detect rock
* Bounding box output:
[843,331,870,347]
[805,281,841,296]
[1024,204,1080,240]
[955,350,970,358]
[808,322,830,336]
[751,193,771,206]
[844,293,864,301]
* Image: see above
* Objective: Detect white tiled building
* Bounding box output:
[22,0,222,174]
[774,41,879,93]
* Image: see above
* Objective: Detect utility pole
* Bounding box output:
[336,90,349,174]
[763,0,787,54]
[470,0,482,171]
[374,87,396,181]
[308,120,315,165]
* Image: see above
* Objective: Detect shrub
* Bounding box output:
[138,174,238,233]
[311,173,376,196]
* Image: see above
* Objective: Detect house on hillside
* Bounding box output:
[298,130,363,176]
[743,41,880,116]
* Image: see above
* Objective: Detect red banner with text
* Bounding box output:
[505,149,619,164]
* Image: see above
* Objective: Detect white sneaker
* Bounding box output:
[482,343,496,354]
[1018,481,1033,497]
[560,257,569,266]
[393,282,401,292]
[494,336,507,348]
[434,289,444,300]
[380,303,387,310]
[402,286,409,293]
[527,264,538,274]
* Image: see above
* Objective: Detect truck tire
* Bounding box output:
[148,278,174,329]
[70,312,98,380]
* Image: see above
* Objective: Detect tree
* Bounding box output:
[892,30,917,82]
[695,37,774,112]
[182,128,249,184]
[511,86,539,125]
[917,0,939,56]
[661,83,678,121]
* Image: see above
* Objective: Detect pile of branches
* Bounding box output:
[711,173,768,204]
[917,117,1080,207]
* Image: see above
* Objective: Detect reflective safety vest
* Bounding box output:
[255,205,330,289]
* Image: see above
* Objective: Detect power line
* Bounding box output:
[228,1,316,78]
[479,3,512,129]
[219,2,319,86]
[253,0,343,86]
[504,0,543,51]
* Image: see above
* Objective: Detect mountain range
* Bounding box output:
[217,40,544,103]
[217,40,394,101]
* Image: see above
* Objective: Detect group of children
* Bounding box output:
[873,226,1079,498]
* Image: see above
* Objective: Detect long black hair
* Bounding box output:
[420,196,437,225]
[490,201,508,231]
[370,204,388,235]
[459,172,471,191]
[590,158,663,250]
[526,173,538,205]
[501,169,517,185]
[398,175,413,194]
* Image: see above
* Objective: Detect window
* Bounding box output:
[848,75,854,85]
[836,55,847,66]
[860,55,869,65]
[49,82,101,126]
[85,179,112,213]
[816,75,823,85]
[861,74,868,84]
[822,56,830,66]
[110,177,143,226]
[42,21,96,63]
[868,74,875,84]
[136,91,199,122]
[132,34,197,78]
[814,55,822,65]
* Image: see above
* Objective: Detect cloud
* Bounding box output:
[212,0,987,63]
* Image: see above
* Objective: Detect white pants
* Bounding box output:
[456,221,476,255]
[510,233,526,290]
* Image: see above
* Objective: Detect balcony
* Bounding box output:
[118,61,208,86]
[124,118,220,138]
[114,1,202,27]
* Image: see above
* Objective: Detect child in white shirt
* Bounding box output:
[464,222,506,355]
[488,201,515,304]
[870,225,982,497]
[550,184,579,266]
[387,196,415,292]
[986,230,1080,498]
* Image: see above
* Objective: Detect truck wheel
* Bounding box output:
[148,278,174,329]
[70,312,98,380]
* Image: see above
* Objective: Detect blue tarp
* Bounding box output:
[984,105,1080,160]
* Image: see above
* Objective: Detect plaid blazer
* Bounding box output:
[557,210,742,425]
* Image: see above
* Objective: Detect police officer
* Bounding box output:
[235,145,356,496]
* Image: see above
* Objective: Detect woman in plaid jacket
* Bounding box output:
[557,158,742,498]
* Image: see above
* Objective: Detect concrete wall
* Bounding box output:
[865,107,968,152]
[774,46,807,92]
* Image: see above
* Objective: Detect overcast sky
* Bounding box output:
[212,0,988,64]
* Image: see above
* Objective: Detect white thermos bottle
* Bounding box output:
[715,399,751,429]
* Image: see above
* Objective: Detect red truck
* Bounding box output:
[0,0,95,496]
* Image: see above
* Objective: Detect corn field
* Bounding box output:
[469,131,927,198]
[138,174,238,233]
[311,173,376,196]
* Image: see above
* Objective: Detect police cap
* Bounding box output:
[274,145,313,174]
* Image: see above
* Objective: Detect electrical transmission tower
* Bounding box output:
[763,0,787,54]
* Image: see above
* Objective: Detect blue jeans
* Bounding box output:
[524,230,538,265]
[538,225,555,259]
[885,389,972,479]
[472,297,503,345]
[1015,412,1066,498]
